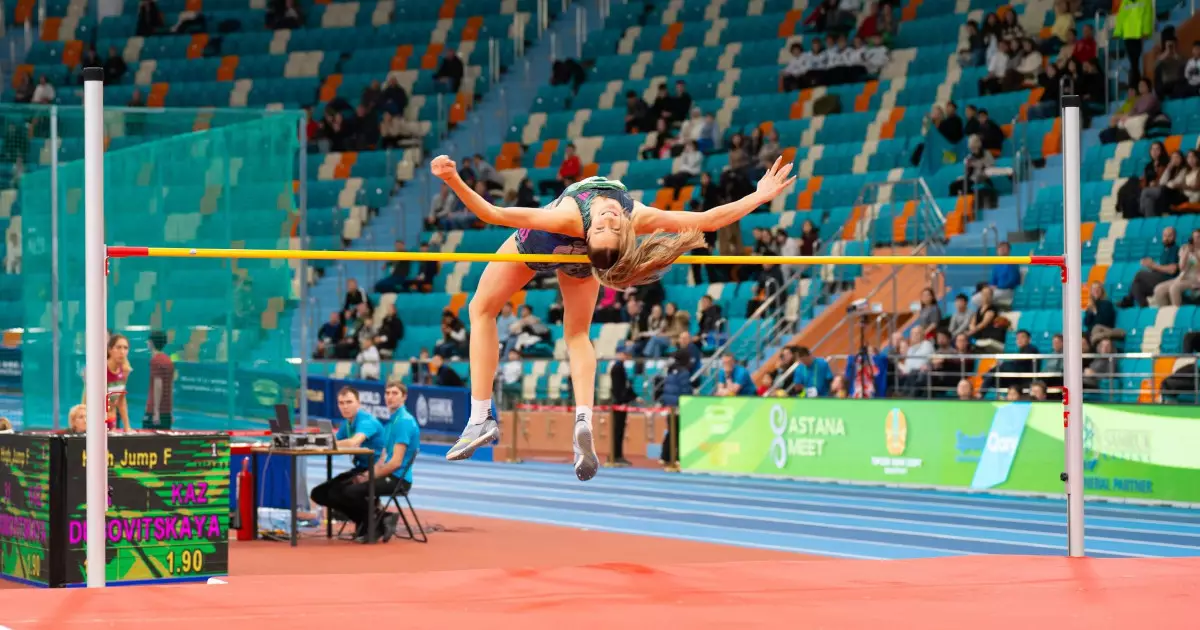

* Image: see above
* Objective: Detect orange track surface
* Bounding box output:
[3,511,1198,628]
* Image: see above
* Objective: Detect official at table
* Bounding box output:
[374,379,421,539]
[309,385,390,541]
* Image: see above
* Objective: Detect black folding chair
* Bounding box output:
[332,453,426,543]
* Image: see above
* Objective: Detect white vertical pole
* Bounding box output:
[1061,95,1085,558]
[298,118,309,430]
[82,67,108,588]
[50,105,61,430]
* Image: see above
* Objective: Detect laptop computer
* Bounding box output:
[269,404,294,434]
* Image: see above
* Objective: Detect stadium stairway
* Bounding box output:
[292,0,607,357]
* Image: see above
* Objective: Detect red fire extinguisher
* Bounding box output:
[236,458,254,541]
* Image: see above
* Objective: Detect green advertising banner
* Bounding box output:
[678,397,1200,504]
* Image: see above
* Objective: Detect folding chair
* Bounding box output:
[381,455,427,543]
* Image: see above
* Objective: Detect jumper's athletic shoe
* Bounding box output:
[573,415,599,482]
[446,414,500,461]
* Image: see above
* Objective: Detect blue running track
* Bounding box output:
[304,455,1200,561]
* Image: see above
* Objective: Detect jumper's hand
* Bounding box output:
[755,156,797,201]
[431,155,458,181]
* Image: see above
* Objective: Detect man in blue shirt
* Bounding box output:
[791,346,833,397]
[309,385,391,541]
[987,241,1021,306]
[716,355,755,396]
[372,380,421,541]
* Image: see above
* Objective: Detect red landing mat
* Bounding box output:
[2,555,1198,629]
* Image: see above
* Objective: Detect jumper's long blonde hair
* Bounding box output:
[590,228,707,289]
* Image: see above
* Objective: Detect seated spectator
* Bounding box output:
[715,355,755,396]
[68,403,88,433]
[1154,39,1187,99]
[1185,42,1200,98]
[960,20,987,67]
[781,42,810,92]
[792,346,834,397]
[506,305,552,356]
[931,332,974,394]
[1083,338,1117,391]
[696,294,723,338]
[641,118,678,160]
[1118,141,1168,218]
[374,240,411,293]
[1120,226,1179,307]
[648,83,672,126]
[676,331,703,375]
[947,293,972,338]
[1041,334,1065,388]
[641,303,670,357]
[380,76,409,115]
[429,354,465,387]
[803,39,829,88]
[1140,151,1189,217]
[472,154,504,193]
[1151,228,1200,307]
[974,109,1005,152]
[982,329,1038,394]
[356,337,381,380]
[315,311,343,358]
[662,140,703,195]
[32,76,56,104]
[985,241,1021,306]
[829,375,849,398]
[697,113,721,152]
[898,326,935,396]
[966,286,1004,350]
[379,112,422,149]
[343,278,371,313]
[103,47,127,84]
[1084,282,1122,344]
[914,287,942,338]
[1074,25,1098,66]
[1040,1,1074,54]
[844,347,889,398]
[679,107,705,145]
[803,0,839,32]
[539,143,581,196]
[499,349,524,406]
[410,348,432,385]
[433,49,464,93]
[136,0,165,36]
[624,90,650,133]
[999,9,1023,41]
[1099,79,1161,144]
[1029,381,1049,401]
[666,80,693,127]
[434,311,469,358]
[374,304,404,358]
[979,39,1012,95]
[1013,38,1043,84]
[949,134,995,197]
[496,303,518,350]
[754,129,783,180]
[956,378,977,400]
[659,348,695,465]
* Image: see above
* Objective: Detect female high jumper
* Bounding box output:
[433,154,796,480]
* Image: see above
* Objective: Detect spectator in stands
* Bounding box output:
[624,90,650,133]
[754,130,783,181]
[947,293,971,338]
[659,348,695,466]
[956,378,977,400]
[498,349,523,407]
[1153,38,1188,99]
[1030,381,1049,401]
[404,243,438,293]
[429,354,465,388]
[434,311,469,358]
[960,20,987,67]
[356,337,381,380]
[696,294,723,338]
[898,326,935,396]
[374,304,404,358]
[640,303,669,357]
[932,332,973,394]
[1184,42,1200,97]
[845,346,888,398]
[136,0,165,36]
[621,298,648,355]
[374,241,410,293]
[594,286,624,323]
[1101,78,1160,144]
[409,348,432,385]
[1083,338,1117,391]
[12,74,32,103]
[1013,39,1043,84]
[679,107,704,146]
[950,134,995,196]
[676,331,702,375]
[102,47,127,84]
[496,302,518,351]
[380,76,409,115]
[315,311,343,359]
[666,80,693,127]
[829,375,849,398]
[539,143,581,196]
[1041,334,1065,387]
[67,404,88,433]
[648,83,672,126]
[975,109,1005,152]
[999,9,1023,41]
[1152,228,1200,307]
[792,347,834,397]
[343,278,371,313]
[641,118,677,160]
[379,112,419,149]
[434,49,464,93]
[781,42,810,92]
[716,355,755,396]
[796,219,821,257]
[1085,282,1121,344]
[1078,59,1105,116]
[1114,0,1154,88]
[966,286,1003,350]
[1120,226,1179,307]
[914,288,942,338]
[937,102,964,144]
[269,0,302,29]
[804,0,838,31]
[664,302,691,345]
[985,241,1021,306]
[472,155,504,193]
[979,39,1012,95]
[662,140,703,196]
[1041,1,1074,54]
[1141,151,1188,216]
[982,329,1038,395]
[31,76,55,104]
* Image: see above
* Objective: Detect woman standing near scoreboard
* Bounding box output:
[82,334,133,432]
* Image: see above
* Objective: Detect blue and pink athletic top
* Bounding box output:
[515,177,634,278]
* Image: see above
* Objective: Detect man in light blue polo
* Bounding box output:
[373,379,421,541]
[310,385,390,541]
